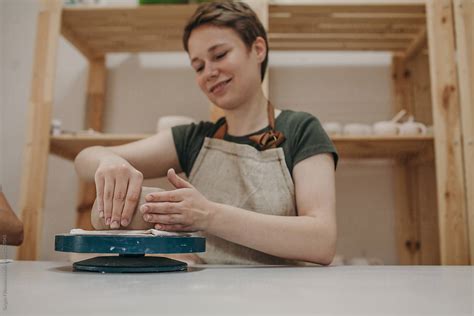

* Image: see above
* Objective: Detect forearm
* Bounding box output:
[74,146,126,181]
[206,202,337,265]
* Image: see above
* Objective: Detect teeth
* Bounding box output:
[212,79,229,92]
[215,82,225,90]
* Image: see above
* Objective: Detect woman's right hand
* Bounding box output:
[94,157,144,229]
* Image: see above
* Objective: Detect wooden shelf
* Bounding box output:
[61,2,426,58]
[331,134,433,159]
[50,133,434,161]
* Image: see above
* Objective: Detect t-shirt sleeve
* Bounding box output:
[171,121,215,176]
[291,113,339,169]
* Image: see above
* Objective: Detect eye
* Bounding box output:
[195,65,204,73]
[215,51,227,60]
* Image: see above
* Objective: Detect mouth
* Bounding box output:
[210,78,232,94]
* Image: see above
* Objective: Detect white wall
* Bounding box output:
[2,0,397,264]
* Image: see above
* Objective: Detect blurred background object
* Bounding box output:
[0,186,24,246]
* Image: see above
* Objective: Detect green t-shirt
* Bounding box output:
[171,110,339,178]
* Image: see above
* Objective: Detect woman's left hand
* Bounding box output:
[140,168,213,232]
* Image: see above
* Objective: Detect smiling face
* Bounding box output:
[187,25,266,110]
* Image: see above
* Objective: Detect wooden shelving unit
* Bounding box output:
[18,0,473,266]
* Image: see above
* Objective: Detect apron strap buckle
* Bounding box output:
[249,130,286,150]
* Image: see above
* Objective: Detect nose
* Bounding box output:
[205,63,219,81]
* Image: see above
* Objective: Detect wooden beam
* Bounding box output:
[61,23,98,60]
[392,56,415,115]
[412,160,441,264]
[404,27,427,60]
[406,52,440,265]
[453,0,474,264]
[270,41,408,51]
[426,0,470,265]
[270,16,426,26]
[269,3,426,14]
[394,158,421,264]
[270,22,423,34]
[17,0,62,260]
[76,56,108,231]
[269,32,416,40]
[406,53,433,125]
[85,56,106,132]
[392,56,420,264]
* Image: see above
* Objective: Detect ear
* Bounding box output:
[253,36,267,63]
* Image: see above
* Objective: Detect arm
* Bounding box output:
[143,153,337,265]
[205,153,337,264]
[75,130,181,229]
[75,129,181,181]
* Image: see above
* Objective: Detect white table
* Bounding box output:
[1,261,473,315]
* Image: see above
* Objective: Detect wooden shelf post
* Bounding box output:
[453,0,474,264]
[17,0,62,260]
[392,55,420,265]
[426,0,470,265]
[392,54,440,265]
[76,56,107,230]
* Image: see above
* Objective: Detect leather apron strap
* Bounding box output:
[212,102,286,150]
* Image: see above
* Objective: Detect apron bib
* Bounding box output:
[188,103,298,264]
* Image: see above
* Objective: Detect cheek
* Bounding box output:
[196,75,207,93]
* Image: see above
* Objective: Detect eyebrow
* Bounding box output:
[190,43,228,64]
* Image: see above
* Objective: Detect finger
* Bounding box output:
[167,168,193,189]
[103,175,115,226]
[120,176,142,227]
[143,213,183,225]
[141,202,181,214]
[110,179,128,229]
[94,172,105,219]
[145,190,183,203]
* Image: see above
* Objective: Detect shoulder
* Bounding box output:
[172,117,224,141]
[279,109,321,124]
[171,118,225,176]
[277,110,324,136]
[277,109,338,170]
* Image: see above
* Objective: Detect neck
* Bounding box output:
[224,89,269,136]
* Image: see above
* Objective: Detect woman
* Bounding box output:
[75,1,338,265]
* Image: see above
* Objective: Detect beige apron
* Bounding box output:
[188,103,298,265]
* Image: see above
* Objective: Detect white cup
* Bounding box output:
[399,121,427,135]
[51,119,62,136]
[322,122,342,135]
[157,116,196,133]
[373,121,400,135]
[343,123,372,136]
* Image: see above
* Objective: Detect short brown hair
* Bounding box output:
[182,1,269,82]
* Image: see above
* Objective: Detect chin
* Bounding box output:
[209,95,237,111]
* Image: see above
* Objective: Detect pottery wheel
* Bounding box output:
[55,234,205,273]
